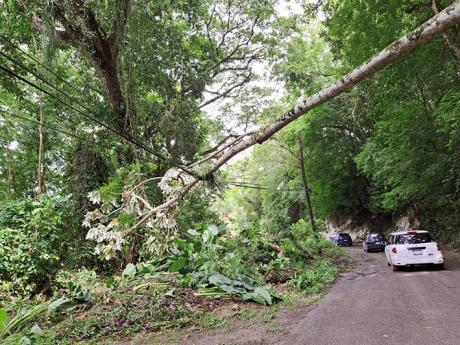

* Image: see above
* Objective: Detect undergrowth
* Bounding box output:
[0,220,344,344]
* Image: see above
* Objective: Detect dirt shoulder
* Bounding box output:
[119,293,322,345]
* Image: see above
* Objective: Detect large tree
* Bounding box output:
[82,2,460,258]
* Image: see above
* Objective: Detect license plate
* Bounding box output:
[413,250,422,255]
[375,242,380,244]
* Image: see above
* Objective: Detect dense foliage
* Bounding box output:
[223,0,460,243]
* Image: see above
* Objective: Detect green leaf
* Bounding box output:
[219,284,242,294]
[169,257,187,272]
[164,288,176,297]
[0,308,7,328]
[122,263,137,278]
[208,273,232,286]
[118,212,136,226]
[20,336,32,345]
[175,238,189,251]
[242,288,272,305]
[187,229,200,237]
[254,287,272,305]
[48,296,73,313]
[106,276,115,287]
[30,323,43,335]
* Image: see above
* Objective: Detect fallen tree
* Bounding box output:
[84,2,460,258]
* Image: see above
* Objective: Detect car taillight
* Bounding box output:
[437,244,441,251]
[391,247,397,254]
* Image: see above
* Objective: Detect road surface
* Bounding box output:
[280,246,460,345]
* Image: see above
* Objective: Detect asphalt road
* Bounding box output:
[282,245,460,345]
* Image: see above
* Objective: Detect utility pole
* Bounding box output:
[297,133,317,237]
[37,96,46,195]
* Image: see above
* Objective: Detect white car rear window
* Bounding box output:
[395,233,432,244]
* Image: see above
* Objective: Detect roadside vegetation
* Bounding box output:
[0,207,343,344]
[0,0,459,344]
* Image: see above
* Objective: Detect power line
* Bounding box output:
[0,48,130,134]
[0,34,103,98]
[0,38,202,178]
[227,182,301,192]
[0,108,79,138]
[0,60,203,179]
[0,35,124,140]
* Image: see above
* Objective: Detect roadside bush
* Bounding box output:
[171,224,261,281]
[0,228,40,296]
[289,259,338,292]
[55,268,100,292]
[280,219,341,261]
[0,196,86,296]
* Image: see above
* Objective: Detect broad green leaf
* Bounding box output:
[169,257,187,272]
[208,273,232,286]
[48,296,73,313]
[30,323,42,334]
[254,287,272,305]
[122,263,137,278]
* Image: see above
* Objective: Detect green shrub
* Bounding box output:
[0,196,85,296]
[55,268,99,292]
[289,259,338,292]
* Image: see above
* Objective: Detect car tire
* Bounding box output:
[364,247,367,253]
[435,263,445,270]
[392,264,399,272]
[387,262,391,267]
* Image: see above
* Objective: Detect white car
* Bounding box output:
[385,230,444,271]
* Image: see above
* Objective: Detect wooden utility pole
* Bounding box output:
[297,133,317,235]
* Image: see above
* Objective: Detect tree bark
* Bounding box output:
[297,133,317,236]
[37,97,46,195]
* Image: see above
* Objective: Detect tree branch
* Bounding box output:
[202,2,460,178]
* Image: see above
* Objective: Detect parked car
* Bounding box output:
[384,230,444,271]
[331,233,353,246]
[362,233,386,252]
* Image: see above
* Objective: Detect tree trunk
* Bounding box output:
[297,134,317,235]
[32,0,131,130]
[37,97,46,195]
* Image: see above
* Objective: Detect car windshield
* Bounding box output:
[395,233,432,244]
[338,233,350,237]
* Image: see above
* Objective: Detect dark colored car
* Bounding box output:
[363,233,387,252]
[332,233,353,246]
